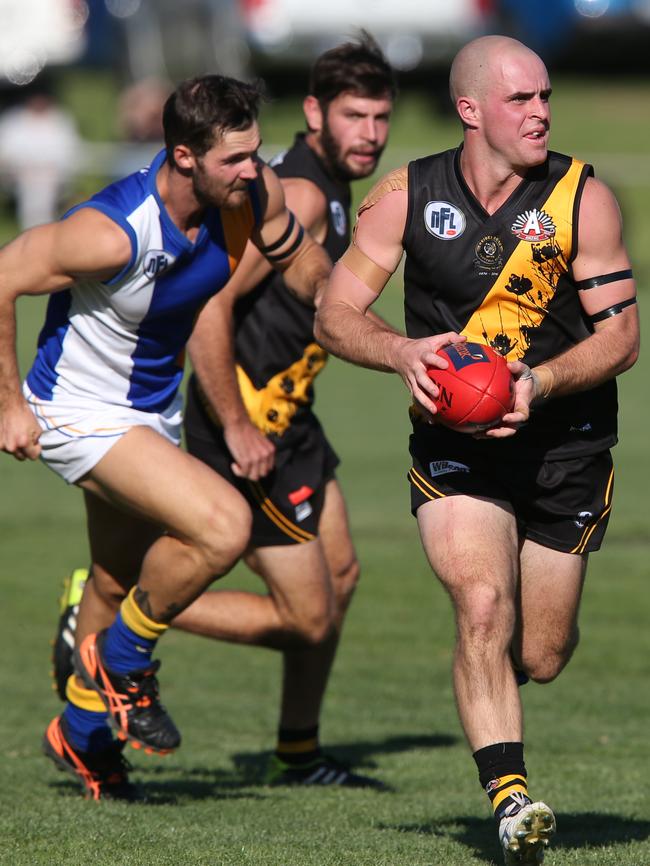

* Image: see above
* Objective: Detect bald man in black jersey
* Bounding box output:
[316,35,639,864]
[54,34,396,789]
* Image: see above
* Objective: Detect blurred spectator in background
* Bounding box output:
[118,76,171,143]
[115,76,172,175]
[0,85,81,229]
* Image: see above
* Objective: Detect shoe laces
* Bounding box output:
[124,661,162,710]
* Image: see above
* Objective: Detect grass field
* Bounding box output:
[1,77,649,865]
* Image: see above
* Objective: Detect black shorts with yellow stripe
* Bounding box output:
[408,426,614,554]
[184,382,339,548]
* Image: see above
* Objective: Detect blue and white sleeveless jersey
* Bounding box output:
[26,150,262,413]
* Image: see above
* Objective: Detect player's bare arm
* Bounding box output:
[0,209,131,460]
[188,281,276,481]
[252,163,332,306]
[277,172,397,335]
[315,178,464,415]
[486,176,639,439]
[188,167,333,480]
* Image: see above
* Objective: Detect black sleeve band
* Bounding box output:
[264,224,305,263]
[589,297,637,323]
[259,212,296,254]
[576,269,633,290]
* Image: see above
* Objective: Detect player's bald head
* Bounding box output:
[449,36,544,105]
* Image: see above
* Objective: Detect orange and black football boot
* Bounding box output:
[43,715,138,801]
[75,630,181,755]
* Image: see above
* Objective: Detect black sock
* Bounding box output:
[473,741,531,821]
[276,725,321,766]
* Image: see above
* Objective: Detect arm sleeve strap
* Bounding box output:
[589,297,637,323]
[576,269,633,290]
[339,243,392,294]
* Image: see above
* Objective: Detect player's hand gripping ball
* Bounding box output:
[426,342,514,433]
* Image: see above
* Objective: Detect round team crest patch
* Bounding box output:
[475,235,504,270]
[424,201,466,240]
[330,201,347,236]
[143,250,176,278]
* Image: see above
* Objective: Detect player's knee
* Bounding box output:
[197,498,252,574]
[278,585,335,645]
[458,582,512,641]
[297,613,333,645]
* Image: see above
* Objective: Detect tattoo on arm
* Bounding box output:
[163,601,185,621]
[134,586,155,619]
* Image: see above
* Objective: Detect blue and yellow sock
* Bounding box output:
[63,675,113,752]
[102,587,168,674]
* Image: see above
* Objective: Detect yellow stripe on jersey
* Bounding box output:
[221,198,256,276]
[461,159,586,361]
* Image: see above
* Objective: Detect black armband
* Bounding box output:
[576,269,633,290]
[259,211,296,255]
[264,224,305,263]
[589,297,637,323]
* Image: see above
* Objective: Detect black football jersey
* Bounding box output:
[404,147,617,459]
[199,133,350,442]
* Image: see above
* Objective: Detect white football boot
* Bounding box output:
[499,801,556,864]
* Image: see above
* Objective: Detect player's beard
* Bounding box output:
[320,118,383,183]
[191,161,247,210]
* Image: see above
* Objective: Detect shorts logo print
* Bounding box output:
[429,460,470,477]
[574,510,593,528]
[295,501,313,522]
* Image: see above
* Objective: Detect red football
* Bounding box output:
[426,342,514,432]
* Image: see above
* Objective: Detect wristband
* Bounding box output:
[531,365,554,399]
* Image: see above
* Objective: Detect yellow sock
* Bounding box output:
[121,587,169,640]
[65,675,106,712]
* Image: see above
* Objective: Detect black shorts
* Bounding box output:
[408,428,614,554]
[184,387,339,547]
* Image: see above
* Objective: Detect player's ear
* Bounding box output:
[303,95,324,134]
[457,96,479,130]
[173,144,196,172]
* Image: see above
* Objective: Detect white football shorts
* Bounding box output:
[22,383,183,484]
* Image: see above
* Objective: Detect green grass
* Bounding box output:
[1,78,649,865]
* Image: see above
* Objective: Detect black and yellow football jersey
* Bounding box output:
[190,133,351,447]
[404,147,617,460]
[184,134,349,545]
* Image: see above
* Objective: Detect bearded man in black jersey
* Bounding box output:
[54,34,396,788]
[315,35,639,863]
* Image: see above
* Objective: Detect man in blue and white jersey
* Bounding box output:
[0,74,331,800]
